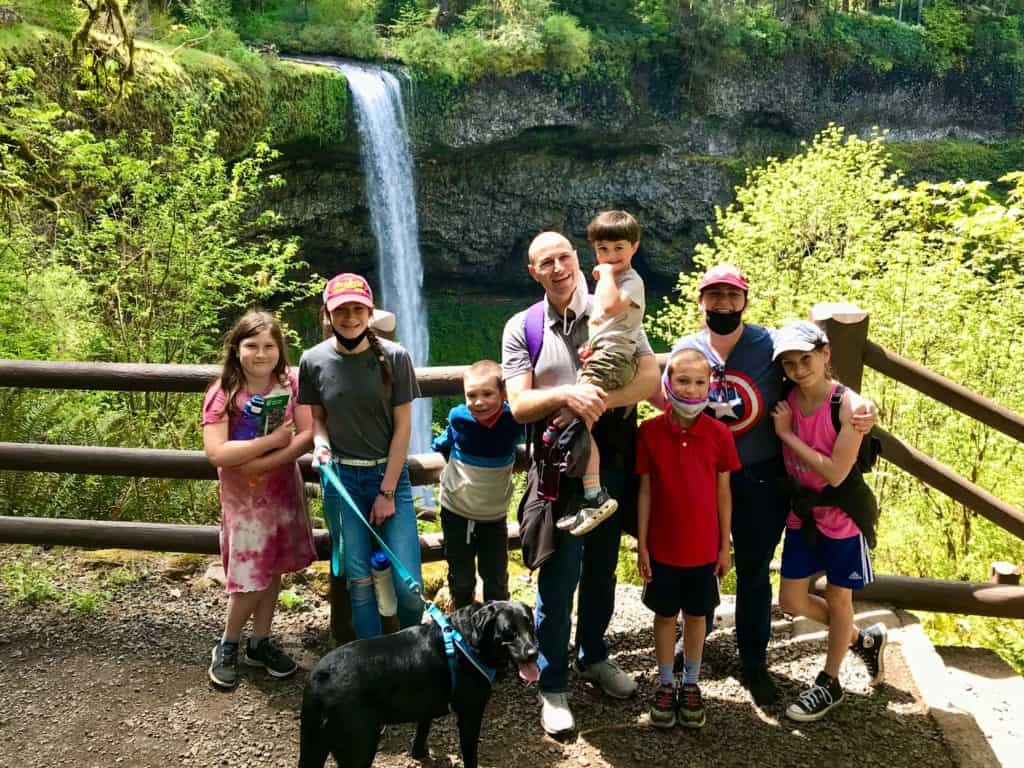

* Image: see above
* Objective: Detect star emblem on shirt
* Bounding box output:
[709,398,740,420]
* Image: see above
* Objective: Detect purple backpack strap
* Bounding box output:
[524,300,546,369]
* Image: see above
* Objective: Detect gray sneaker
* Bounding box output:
[578,657,637,699]
[244,637,298,678]
[208,640,239,689]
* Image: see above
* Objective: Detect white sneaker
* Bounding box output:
[538,690,575,735]
[578,657,637,699]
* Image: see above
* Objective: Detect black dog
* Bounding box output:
[299,600,539,768]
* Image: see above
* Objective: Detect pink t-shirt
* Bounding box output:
[201,369,315,593]
[783,384,860,539]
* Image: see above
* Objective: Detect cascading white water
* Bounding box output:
[333,63,432,459]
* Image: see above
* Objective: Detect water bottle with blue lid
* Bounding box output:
[370,550,398,617]
[231,394,265,441]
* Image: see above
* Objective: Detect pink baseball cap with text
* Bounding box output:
[323,273,374,312]
[698,264,749,292]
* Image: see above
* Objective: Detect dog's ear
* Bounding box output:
[468,602,501,648]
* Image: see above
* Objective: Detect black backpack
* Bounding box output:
[829,385,882,474]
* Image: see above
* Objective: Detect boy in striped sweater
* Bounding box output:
[432,360,523,608]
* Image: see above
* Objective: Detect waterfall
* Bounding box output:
[333,63,432,460]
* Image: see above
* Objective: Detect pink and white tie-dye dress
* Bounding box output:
[201,370,316,594]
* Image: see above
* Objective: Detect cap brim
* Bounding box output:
[772,341,817,361]
[325,294,374,312]
[700,277,749,292]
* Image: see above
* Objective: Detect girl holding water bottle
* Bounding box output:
[298,273,424,639]
[202,311,316,689]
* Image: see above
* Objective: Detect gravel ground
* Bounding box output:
[0,545,958,768]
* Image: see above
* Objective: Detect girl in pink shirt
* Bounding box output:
[201,311,316,689]
[771,321,886,723]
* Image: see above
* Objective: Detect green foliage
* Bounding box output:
[277,588,306,610]
[652,125,1024,670]
[922,0,971,75]
[0,64,315,521]
[1,561,58,605]
[234,0,382,58]
[887,138,1024,184]
[67,586,112,614]
[10,1,80,35]
[811,11,930,74]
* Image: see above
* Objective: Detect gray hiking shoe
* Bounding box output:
[244,637,298,678]
[208,640,239,689]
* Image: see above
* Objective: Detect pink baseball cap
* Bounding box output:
[698,264,749,292]
[323,273,374,311]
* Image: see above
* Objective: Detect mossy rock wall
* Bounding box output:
[0,24,351,158]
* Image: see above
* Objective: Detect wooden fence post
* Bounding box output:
[811,303,868,393]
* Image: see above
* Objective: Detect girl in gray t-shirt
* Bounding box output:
[297,272,423,639]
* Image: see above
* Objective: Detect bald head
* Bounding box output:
[528,231,573,265]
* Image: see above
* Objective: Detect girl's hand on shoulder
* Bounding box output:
[715,546,731,578]
[849,398,877,434]
[370,494,396,525]
[771,401,793,435]
[637,548,652,583]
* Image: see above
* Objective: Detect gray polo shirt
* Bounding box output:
[501,286,654,390]
[297,338,420,460]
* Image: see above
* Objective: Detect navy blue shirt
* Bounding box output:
[672,324,783,467]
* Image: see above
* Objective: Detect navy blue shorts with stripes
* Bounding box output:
[780,526,874,590]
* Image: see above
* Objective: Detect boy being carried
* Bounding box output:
[637,347,740,729]
[432,360,523,608]
[554,210,646,536]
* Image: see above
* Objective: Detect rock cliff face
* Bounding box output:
[267,58,1014,294]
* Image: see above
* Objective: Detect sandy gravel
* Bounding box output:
[0,545,958,768]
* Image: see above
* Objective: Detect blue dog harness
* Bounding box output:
[319,463,496,691]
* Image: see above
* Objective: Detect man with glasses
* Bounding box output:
[501,231,659,735]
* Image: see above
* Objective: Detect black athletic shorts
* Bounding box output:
[641,559,720,618]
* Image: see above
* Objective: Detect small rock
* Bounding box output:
[204,564,226,586]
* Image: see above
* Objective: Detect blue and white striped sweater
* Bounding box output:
[432,404,522,521]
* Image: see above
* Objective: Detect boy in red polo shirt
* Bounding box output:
[637,347,740,729]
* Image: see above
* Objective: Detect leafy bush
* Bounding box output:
[923,0,971,75]
[1,561,58,606]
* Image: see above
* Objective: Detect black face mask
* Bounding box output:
[706,310,743,335]
[333,329,367,351]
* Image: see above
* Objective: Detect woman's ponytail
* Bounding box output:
[365,327,393,388]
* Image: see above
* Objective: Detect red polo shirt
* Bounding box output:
[636,411,741,567]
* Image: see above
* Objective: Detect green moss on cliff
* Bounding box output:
[887,138,1024,184]
[0,23,348,157]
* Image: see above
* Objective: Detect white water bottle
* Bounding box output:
[370,550,398,617]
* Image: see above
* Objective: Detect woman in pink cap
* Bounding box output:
[297,273,423,638]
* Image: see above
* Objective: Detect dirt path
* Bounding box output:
[0,545,958,768]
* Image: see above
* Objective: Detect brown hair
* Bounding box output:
[666,347,711,378]
[365,327,393,388]
[464,359,503,390]
[218,311,290,416]
[587,210,641,244]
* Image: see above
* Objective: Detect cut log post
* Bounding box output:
[991,561,1022,586]
[810,302,868,393]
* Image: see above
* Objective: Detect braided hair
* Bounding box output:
[364,326,393,388]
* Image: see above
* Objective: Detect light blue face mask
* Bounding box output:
[662,368,709,419]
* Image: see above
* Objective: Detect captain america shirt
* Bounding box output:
[671,324,783,467]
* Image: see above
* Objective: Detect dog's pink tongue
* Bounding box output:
[518,662,540,683]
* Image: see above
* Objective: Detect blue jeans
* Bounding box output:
[321,462,423,639]
[730,457,789,671]
[535,467,625,693]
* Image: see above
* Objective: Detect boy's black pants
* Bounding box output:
[440,508,510,609]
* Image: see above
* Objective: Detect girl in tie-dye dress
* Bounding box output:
[201,311,316,690]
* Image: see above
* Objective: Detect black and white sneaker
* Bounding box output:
[208,640,240,689]
[570,488,618,536]
[244,637,298,678]
[786,671,844,722]
[851,622,887,685]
